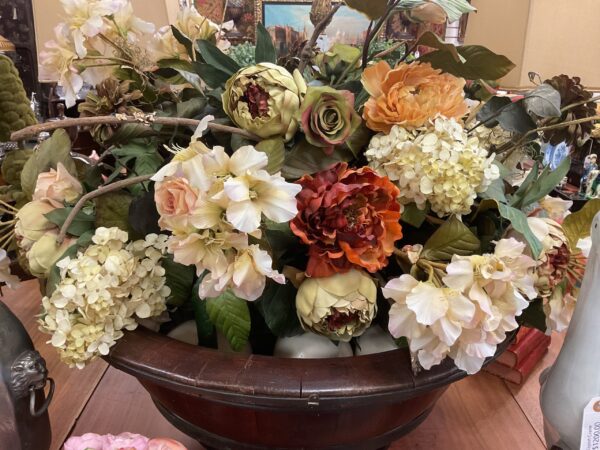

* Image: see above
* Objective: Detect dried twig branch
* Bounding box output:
[297,4,342,74]
[57,174,152,244]
[11,115,260,142]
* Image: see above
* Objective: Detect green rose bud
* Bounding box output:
[299,86,362,154]
[314,44,361,83]
[296,270,377,342]
[15,200,57,252]
[27,232,75,278]
[222,63,307,142]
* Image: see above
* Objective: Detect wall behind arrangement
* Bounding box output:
[465,0,600,89]
[33,0,179,81]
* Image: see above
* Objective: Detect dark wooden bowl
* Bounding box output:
[106,328,515,450]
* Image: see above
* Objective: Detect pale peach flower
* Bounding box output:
[361,61,468,133]
[33,163,83,207]
[155,177,200,233]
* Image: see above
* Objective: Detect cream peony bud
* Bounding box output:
[27,232,75,278]
[296,270,377,342]
[33,162,83,207]
[15,200,58,252]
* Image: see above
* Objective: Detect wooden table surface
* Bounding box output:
[3,280,560,450]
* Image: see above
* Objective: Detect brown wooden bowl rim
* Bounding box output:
[105,327,515,408]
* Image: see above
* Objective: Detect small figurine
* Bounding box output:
[580,153,598,195]
[585,169,599,198]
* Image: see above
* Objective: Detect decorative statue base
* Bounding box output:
[0,301,52,450]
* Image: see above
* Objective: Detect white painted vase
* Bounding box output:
[540,212,600,449]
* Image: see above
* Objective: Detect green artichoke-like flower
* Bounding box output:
[0,55,36,142]
[314,44,362,83]
[296,270,377,342]
[222,63,307,142]
[299,86,361,154]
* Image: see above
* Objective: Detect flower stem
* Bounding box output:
[11,115,261,142]
[57,175,153,244]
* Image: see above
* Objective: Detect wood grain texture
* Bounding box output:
[506,333,565,443]
[69,367,203,450]
[392,372,546,450]
[2,280,108,450]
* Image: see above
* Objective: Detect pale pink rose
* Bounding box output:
[33,162,83,207]
[104,432,149,450]
[147,438,188,450]
[155,177,199,233]
[63,433,108,450]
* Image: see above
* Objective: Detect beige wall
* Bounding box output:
[465,0,600,89]
[464,0,531,87]
[33,0,178,80]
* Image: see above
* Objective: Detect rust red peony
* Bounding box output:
[291,163,403,278]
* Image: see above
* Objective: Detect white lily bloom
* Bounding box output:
[538,196,572,222]
[198,245,285,301]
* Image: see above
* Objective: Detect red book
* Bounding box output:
[484,338,551,385]
[496,328,549,368]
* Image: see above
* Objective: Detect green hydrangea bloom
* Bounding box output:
[0,55,36,142]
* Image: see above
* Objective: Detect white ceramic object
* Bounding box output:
[540,211,600,450]
[355,325,398,356]
[167,321,252,354]
[274,333,353,358]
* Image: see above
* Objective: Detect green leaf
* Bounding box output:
[170,25,195,60]
[256,137,285,174]
[510,163,539,207]
[45,207,95,237]
[205,291,251,352]
[196,40,240,76]
[281,139,353,180]
[158,58,204,91]
[103,123,156,147]
[421,215,480,261]
[255,23,277,64]
[111,140,164,177]
[129,189,161,237]
[517,157,571,209]
[46,244,79,297]
[498,203,542,258]
[256,281,303,337]
[523,84,561,118]
[414,31,463,63]
[162,255,196,307]
[176,97,207,119]
[94,191,133,233]
[401,203,428,228]
[21,129,77,199]
[419,44,515,81]
[479,177,507,203]
[191,279,218,348]
[193,62,232,89]
[562,198,600,250]
[476,96,537,134]
[430,0,476,22]
[519,299,547,333]
[344,0,388,19]
[345,122,372,158]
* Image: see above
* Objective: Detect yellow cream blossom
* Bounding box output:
[366,117,500,217]
[39,228,170,368]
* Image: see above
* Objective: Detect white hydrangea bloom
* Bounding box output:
[385,238,537,374]
[39,228,171,369]
[366,117,500,217]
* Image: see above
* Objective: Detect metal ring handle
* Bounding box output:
[29,377,54,417]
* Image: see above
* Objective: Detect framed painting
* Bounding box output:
[255,0,372,55]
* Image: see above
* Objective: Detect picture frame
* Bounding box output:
[255,0,375,55]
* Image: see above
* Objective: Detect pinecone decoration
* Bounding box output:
[79,78,143,143]
[543,75,597,150]
[310,0,333,27]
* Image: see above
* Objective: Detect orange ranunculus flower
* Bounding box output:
[290,163,403,278]
[362,61,468,133]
